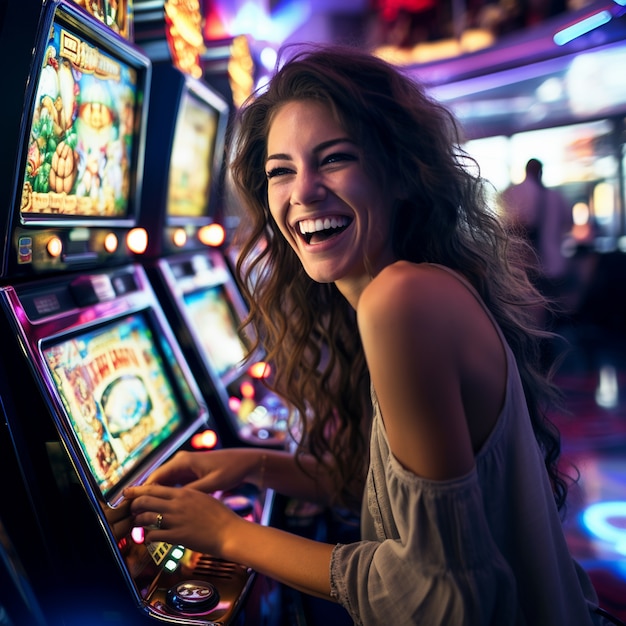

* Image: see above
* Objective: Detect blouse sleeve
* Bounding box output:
[329,461,519,626]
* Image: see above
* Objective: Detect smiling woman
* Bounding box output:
[124,44,619,626]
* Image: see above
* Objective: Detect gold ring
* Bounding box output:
[156,513,163,529]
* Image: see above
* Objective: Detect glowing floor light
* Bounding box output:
[582,501,626,556]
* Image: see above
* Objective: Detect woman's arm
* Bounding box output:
[357,262,476,480]
[142,446,338,506]
[224,515,336,598]
[255,450,339,505]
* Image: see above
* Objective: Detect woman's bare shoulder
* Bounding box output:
[357,261,469,331]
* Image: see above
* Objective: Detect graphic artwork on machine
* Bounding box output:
[42,313,183,498]
[22,20,138,218]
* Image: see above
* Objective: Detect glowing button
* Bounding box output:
[198,223,225,247]
[172,228,187,248]
[46,236,63,258]
[240,380,255,399]
[190,429,218,450]
[171,546,185,559]
[127,228,148,254]
[164,559,178,572]
[249,361,271,379]
[104,232,119,253]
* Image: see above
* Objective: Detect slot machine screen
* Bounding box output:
[167,89,221,219]
[183,285,248,378]
[140,63,229,253]
[16,0,148,225]
[41,311,186,502]
[162,252,290,446]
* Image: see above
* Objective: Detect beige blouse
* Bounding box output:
[330,265,606,625]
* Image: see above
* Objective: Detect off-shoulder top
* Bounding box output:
[329,264,606,625]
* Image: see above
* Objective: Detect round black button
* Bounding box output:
[166,580,219,613]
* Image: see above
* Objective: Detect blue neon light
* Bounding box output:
[553,11,613,45]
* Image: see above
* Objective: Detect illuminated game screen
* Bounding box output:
[183,286,248,377]
[42,313,184,498]
[20,19,140,218]
[167,91,219,218]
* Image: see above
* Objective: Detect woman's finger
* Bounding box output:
[125,483,177,503]
[126,493,174,520]
[133,510,167,530]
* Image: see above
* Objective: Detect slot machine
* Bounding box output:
[0,1,276,623]
[138,62,292,450]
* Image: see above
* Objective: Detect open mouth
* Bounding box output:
[298,215,352,245]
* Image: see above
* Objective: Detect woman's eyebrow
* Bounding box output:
[266,152,290,163]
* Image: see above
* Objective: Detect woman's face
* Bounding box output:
[265,99,396,299]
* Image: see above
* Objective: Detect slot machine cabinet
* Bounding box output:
[149,249,292,449]
[137,63,292,450]
[0,0,150,283]
[136,63,229,261]
[0,264,275,625]
[0,1,279,623]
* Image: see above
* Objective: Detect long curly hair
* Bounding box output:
[228,44,570,512]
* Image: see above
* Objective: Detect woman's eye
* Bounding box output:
[266,167,291,179]
[322,152,357,166]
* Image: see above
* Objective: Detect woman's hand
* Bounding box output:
[124,483,244,558]
[125,483,336,601]
[144,447,261,493]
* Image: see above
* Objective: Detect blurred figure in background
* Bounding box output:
[500,157,574,329]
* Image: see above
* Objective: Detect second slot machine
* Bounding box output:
[137,62,292,451]
[0,1,278,624]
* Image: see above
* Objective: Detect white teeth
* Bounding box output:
[298,216,348,235]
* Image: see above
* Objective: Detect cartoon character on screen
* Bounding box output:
[101,82,135,212]
[74,75,117,213]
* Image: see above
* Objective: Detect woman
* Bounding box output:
[125,45,611,625]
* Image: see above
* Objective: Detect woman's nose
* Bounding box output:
[290,168,327,206]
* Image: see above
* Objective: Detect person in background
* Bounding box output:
[125,45,618,625]
[500,157,574,328]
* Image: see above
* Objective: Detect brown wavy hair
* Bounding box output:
[228,43,571,512]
